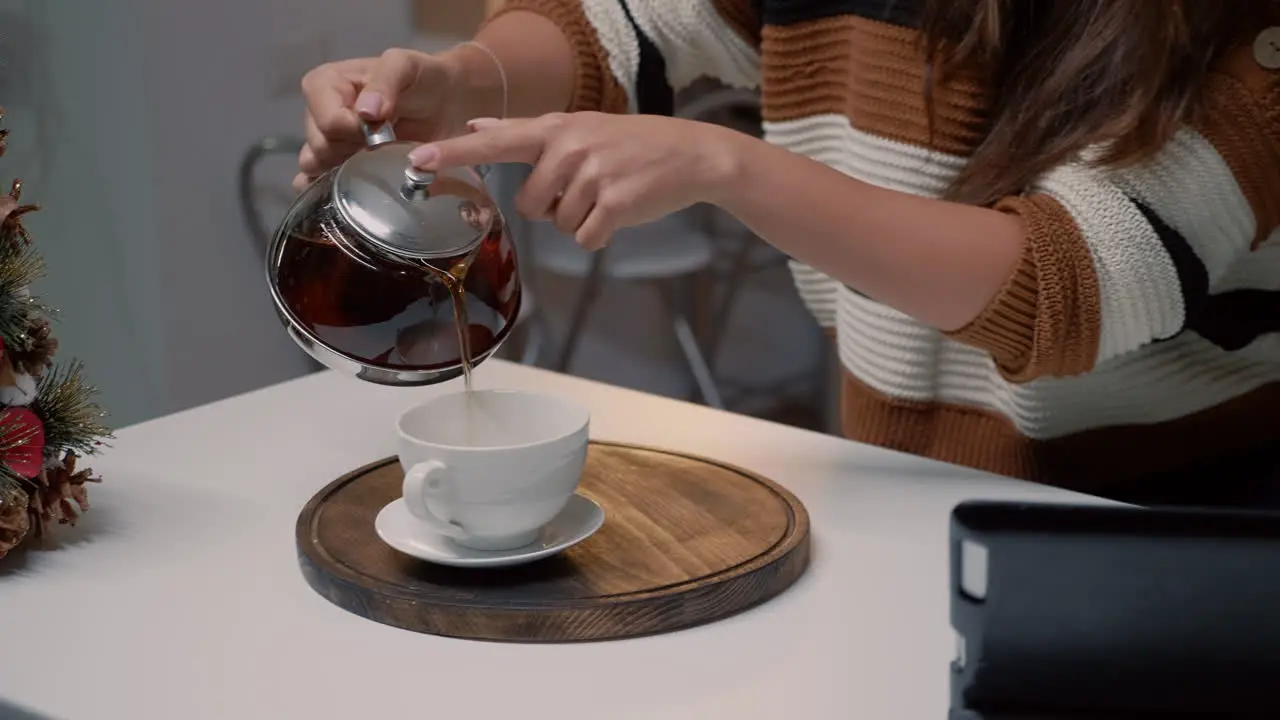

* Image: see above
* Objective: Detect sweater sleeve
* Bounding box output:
[484,0,760,116]
[948,40,1280,382]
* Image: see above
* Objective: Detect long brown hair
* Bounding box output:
[921,0,1273,206]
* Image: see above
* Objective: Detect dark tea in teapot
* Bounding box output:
[272,176,520,388]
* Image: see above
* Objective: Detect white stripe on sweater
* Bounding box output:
[767,114,964,399]
[581,0,641,113]
[763,115,965,197]
[621,0,759,92]
[1034,164,1185,361]
[836,289,943,401]
[788,259,838,330]
[1216,229,1280,292]
[837,288,1280,439]
[1107,128,1257,286]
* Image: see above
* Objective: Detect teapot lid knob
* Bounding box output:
[332,122,496,260]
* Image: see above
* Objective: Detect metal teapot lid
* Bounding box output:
[332,122,494,260]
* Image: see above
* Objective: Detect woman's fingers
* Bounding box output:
[575,201,615,251]
[297,143,323,181]
[411,116,554,170]
[412,111,629,250]
[517,138,593,220]
[550,164,598,234]
[304,113,362,174]
[356,48,433,122]
[301,58,368,143]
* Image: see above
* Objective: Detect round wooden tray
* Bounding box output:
[296,440,810,643]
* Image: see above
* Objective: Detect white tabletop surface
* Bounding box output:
[0,360,1101,720]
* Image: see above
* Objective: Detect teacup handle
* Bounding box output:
[402,460,467,539]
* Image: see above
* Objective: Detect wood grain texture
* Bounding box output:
[296,441,811,642]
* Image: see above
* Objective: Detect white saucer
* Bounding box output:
[374,494,605,569]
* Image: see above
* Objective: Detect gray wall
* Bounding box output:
[0,0,416,425]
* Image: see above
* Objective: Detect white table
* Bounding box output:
[0,360,1100,719]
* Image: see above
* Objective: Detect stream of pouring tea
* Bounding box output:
[427,250,485,446]
[423,248,481,394]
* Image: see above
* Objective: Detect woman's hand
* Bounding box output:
[295,47,501,191]
[409,112,741,250]
[412,108,1023,332]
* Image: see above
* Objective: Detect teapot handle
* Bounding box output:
[361,121,397,148]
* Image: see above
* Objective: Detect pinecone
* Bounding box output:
[0,481,30,558]
[10,318,58,376]
[28,451,99,538]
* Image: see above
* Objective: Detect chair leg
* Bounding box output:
[520,313,547,366]
[822,329,842,435]
[554,248,609,373]
[660,277,726,410]
[705,236,756,370]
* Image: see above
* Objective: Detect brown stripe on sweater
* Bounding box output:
[485,1,630,115]
[947,193,1101,381]
[1214,36,1280,147]
[1196,44,1280,246]
[761,14,989,155]
[712,0,761,48]
[761,16,853,123]
[840,369,1280,493]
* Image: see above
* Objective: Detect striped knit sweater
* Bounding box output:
[489,0,1280,491]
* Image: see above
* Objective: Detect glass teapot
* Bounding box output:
[265,122,522,386]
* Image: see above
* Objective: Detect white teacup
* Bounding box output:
[397,388,590,551]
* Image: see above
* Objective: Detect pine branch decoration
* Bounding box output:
[0,247,48,354]
[0,455,26,493]
[0,133,50,355]
[0,106,112,558]
[35,360,113,461]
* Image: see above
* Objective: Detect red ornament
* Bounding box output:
[0,406,44,478]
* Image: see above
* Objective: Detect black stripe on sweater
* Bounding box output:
[1190,290,1280,351]
[1132,197,1280,350]
[1131,199,1209,339]
[761,0,923,28]
[619,0,674,116]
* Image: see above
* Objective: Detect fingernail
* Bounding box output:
[467,117,500,130]
[409,144,440,168]
[354,91,384,119]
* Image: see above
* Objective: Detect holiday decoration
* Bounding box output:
[0,108,112,559]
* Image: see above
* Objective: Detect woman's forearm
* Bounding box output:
[710,131,1027,332]
[439,11,577,121]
